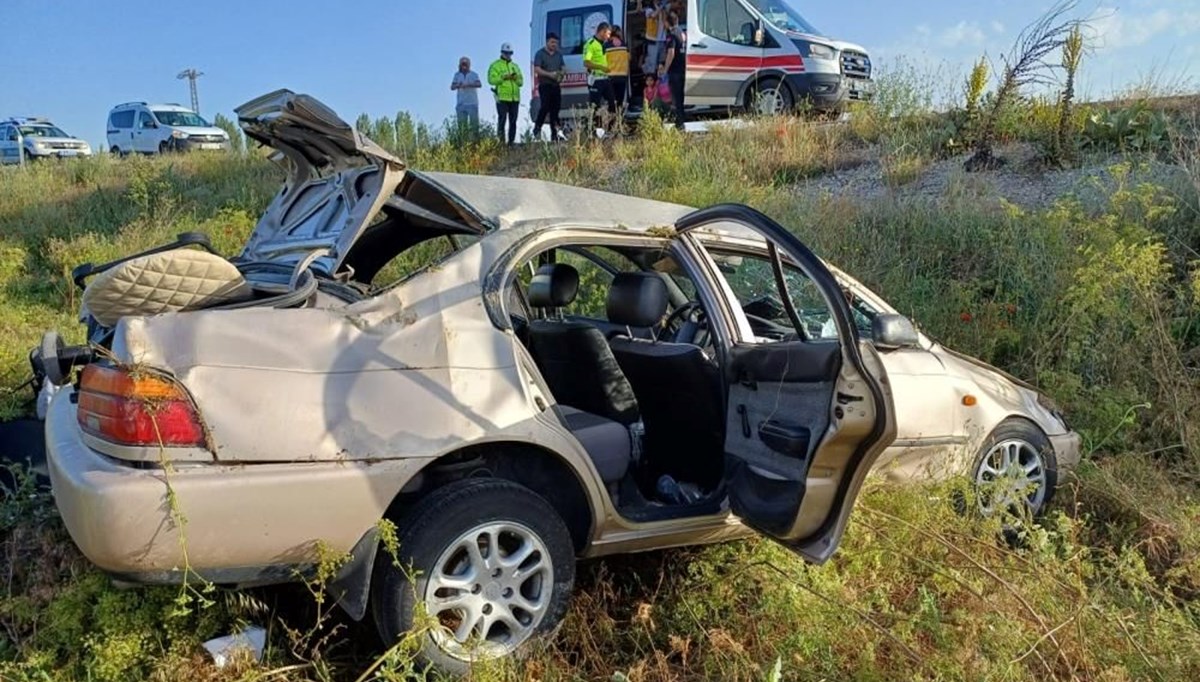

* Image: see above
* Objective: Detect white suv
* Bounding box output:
[1,117,92,164]
[105,102,230,155]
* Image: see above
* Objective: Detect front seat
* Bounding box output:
[525,263,640,425]
[607,273,726,489]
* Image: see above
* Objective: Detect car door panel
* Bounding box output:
[0,126,14,163]
[678,203,895,563]
[689,0,767,106]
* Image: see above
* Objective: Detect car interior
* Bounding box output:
[505,243,731,521]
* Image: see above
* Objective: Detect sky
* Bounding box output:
[2,0,1197,149]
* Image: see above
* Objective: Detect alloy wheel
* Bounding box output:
[754,87,788,116]
[423,521,553,661]
[974,438,1049,515]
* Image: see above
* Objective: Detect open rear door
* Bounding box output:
[678,204,896,563]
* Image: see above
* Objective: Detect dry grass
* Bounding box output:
[2,76,1200,680]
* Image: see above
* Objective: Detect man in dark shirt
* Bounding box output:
[660,11,687,130]
[532,33,565,141]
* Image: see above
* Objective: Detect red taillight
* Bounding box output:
[77,365,206,447]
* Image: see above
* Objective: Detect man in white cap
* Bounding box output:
[488,42,524,145]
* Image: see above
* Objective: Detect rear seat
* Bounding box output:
[557,406,632,495]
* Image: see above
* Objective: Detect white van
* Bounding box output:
[529,0,873,123]
[106,102,231,155]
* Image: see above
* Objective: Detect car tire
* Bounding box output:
[110,145,122,157]
[972,419,1058,517]
[747,78,794,116]
[370,477,575,675]
[158,141,170,155]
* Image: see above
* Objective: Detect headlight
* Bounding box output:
[808,43,837,60]
[171,129,186,139]
[34,141,47,149]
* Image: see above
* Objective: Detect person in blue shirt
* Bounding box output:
[450,57,483,137]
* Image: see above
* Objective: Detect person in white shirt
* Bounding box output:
[450,56,483,135]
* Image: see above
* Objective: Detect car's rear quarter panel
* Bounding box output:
[52,243,612,577]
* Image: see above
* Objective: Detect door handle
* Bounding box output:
[837,392,864,405]
[691,42,708,49]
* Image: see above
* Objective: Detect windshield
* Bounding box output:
[744,0,822,35]
[19,125,69,138]
[152,110,209,127]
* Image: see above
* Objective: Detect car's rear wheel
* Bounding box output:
[973,420,1057,517]
[371,478,574,675]
[110,145,122,156]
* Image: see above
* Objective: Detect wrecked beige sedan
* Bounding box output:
[31,89,1069,673]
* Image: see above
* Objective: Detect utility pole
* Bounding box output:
[176,68,204,113]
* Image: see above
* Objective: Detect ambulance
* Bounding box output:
[529,0,873,125]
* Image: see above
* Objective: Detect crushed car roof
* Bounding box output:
[413,172,695,232]
[417,169,748,235]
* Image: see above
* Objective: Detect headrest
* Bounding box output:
[606,272,668,328]
[527,263,579,308]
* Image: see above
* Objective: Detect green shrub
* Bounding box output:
[2,86,1200,680]
[1083,103,1172,153]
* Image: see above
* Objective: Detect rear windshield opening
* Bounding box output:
[338,173,485,291]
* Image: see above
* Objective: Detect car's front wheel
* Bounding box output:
[747,78,794,116]
[371,478,575,674]
[973,420,1058,517]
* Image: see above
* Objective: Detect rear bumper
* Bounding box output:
[45,389,427,584]
[784,73,874,111]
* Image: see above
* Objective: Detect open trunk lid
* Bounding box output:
[234,89,406,277]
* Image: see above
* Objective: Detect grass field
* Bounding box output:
[2,79,1200,681]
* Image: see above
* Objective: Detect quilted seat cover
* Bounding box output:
[82,249,254,327]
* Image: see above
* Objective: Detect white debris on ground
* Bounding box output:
[202,626,267,668]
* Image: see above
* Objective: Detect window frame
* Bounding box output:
[137,112,155,129]
[699,0,761,46]
[488,231,735,355]
[695,242,849,344]
[547,4,613,56]
[110,110,135,129]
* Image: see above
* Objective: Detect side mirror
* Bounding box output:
[754,26,765,46]
[872,314,919,350]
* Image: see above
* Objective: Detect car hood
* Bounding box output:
[784,31,869,54]
[26,136,86,145]
[233,89,406,276]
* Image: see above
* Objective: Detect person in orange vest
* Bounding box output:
[606,26,631,112]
